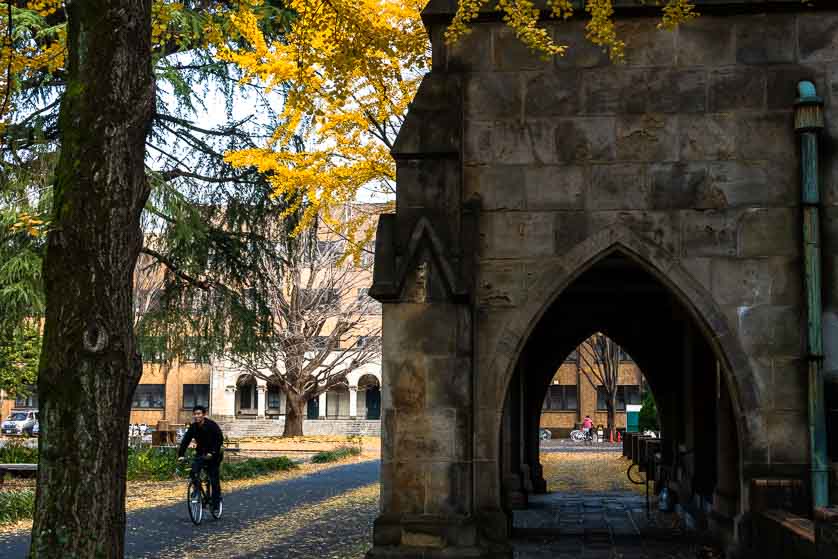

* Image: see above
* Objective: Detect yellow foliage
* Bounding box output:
[222,0,424,259]
[224,0,703,254]
[445,0,700,62]
[659,0,699,31]
[11,212,48,238]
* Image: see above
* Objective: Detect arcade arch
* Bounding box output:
[491,243,752,542]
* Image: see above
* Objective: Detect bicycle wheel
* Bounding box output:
[626,463,645,485]
[187,479,203,525]
[211,498,223,519]
[207,478,223,519]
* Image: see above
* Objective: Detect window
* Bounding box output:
[356,336,380,349]
[312,336,330,351]
[299,288,339,309]
[357,287,381,314]
[267,386,283,409]
[621,385,641,406]
[317,240,340,255]
[14,388,37,408]
[596,386,609,411]
[181,337,206,363]
[182,384,209,409]
[543,385,577,411]
[596,385,642,411]
[564,349,578,363]
[360,247,374,268]
[132,385,165,409]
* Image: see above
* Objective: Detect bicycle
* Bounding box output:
[177,456,223,525]
[569,428,595,444]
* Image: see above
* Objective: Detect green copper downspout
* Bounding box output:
[794,81,829,509]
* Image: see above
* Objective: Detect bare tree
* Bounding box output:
[226,227,381,437]
[577,333,622,440]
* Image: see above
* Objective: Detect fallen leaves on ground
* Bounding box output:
[0,451,376,536]
[541,451,646,494]
[145,483,379,558]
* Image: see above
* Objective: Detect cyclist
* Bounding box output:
[582,415,594,442]
[177,405,224,514]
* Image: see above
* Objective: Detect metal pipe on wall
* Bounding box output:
[794,81,829,509]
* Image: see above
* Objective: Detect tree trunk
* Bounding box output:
[29,2,154,558]
[607,396,617,441]
[283,393,306,437]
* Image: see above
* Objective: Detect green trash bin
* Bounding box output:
[626,404,641,433]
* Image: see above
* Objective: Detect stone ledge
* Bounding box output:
[423,0,832,23]
[752,508,817,559]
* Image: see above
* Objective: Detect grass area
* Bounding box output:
[311,446,362,464]
[540,450,645,494]
[127,447,297,481]
[221,456,296,480]
[0,489,34,524]
[0,439,38,464]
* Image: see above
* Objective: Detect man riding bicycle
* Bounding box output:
[178,405,224,514]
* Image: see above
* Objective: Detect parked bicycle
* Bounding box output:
[569,428,595,444]
[177,455,223,525]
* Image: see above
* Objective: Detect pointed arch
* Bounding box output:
[399,216,467,301]
[478,224,768,506]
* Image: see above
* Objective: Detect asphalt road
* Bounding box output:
[0,460,380,559]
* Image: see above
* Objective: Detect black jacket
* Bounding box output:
[178,418,224,459]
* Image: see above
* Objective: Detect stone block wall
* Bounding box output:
[450,10,838,482]
[370,2,838,557]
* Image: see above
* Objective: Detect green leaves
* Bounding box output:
[0,322,41,397]
[638,390,659,432]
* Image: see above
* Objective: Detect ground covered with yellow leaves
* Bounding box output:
[541,450,645,494]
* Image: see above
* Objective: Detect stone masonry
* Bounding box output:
[369,2,838,558]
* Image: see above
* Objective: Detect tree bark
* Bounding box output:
[283,393,306,437]
[29,1,154,557]
[607,396,616,441]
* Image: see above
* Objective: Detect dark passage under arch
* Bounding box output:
[499,251,742,544]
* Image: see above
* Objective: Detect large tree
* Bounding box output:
[1,0,296,383]
[29,1,155,557]
[577,333,622,441]
[224,218,381,436]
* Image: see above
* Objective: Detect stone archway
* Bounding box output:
[484,226,759,545]
[479,224,767,505]
[235,374,257,417]
[367,3,824,557]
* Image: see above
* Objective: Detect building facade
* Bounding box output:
[128,208,383,434]
[539,345,644,438]
[124,358,382,432]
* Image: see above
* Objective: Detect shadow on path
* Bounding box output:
[0,460,380,559]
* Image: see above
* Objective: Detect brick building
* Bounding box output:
[539,340,644,438]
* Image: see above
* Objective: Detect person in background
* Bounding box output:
[582,415,594,442]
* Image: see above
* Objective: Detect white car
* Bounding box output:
[2,409,38,437]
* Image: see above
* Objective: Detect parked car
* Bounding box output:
[32,419,39,436]
[2,409,38,437]
[539,428,552,440]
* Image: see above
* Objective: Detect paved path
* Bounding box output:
[0,460,380,559]
[1,460,717,558]
[513,492,719,558]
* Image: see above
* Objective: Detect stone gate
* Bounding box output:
[369,1,838,557]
